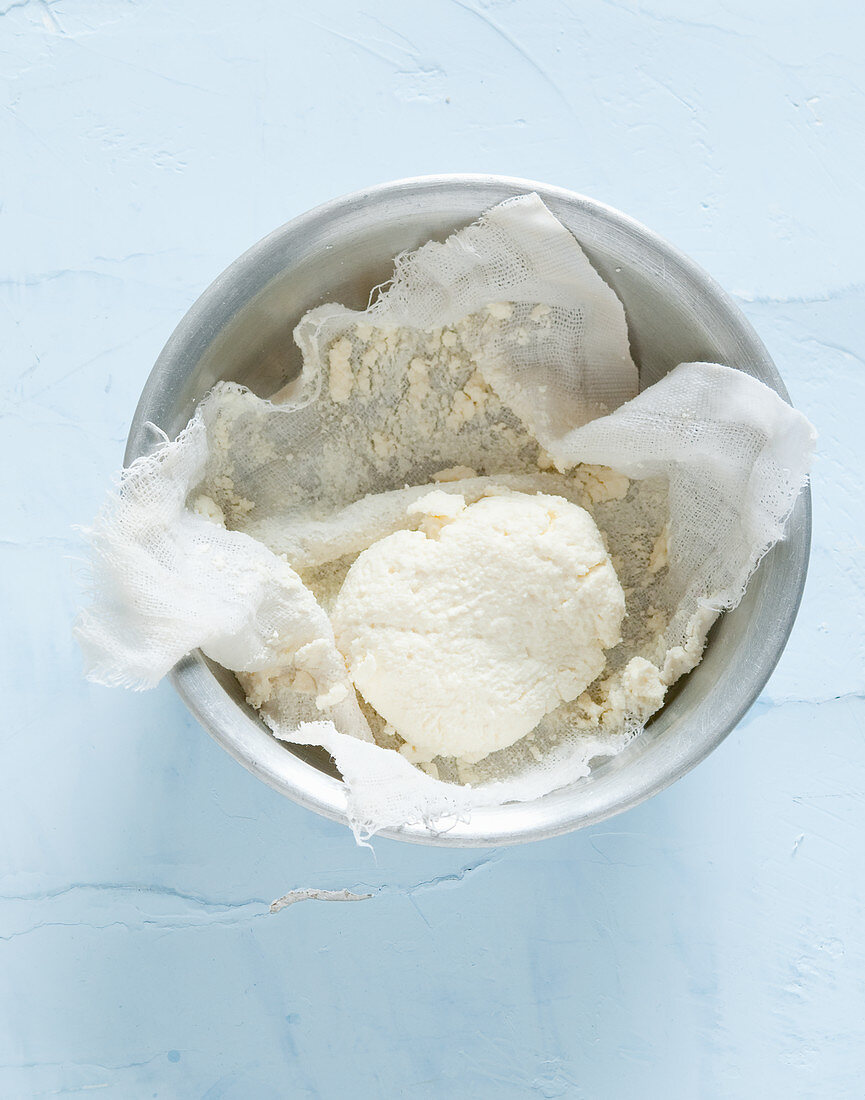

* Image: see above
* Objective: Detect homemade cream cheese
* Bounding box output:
[331,488,626,762]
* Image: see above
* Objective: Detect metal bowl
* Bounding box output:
[126,174,811,847]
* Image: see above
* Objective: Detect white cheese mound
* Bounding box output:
[331,489,626,763]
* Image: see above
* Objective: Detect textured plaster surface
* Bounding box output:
[2,1,863,1096]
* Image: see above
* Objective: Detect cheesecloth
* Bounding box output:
[76,195,815,839]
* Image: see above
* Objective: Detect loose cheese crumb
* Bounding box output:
[648,523,670,574]
[486,301,513,320]
[448,371,492,428]
[433,465,478,482]
[328,337,355,403]
[191,494,226,526]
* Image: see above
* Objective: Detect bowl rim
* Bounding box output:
[128,173,812,847]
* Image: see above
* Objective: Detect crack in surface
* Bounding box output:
[446,0,575,117]
[0,856,505,939]
[756,690,865,709]
[0,881,268,908]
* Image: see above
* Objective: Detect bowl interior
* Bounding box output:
[130,176,809,845]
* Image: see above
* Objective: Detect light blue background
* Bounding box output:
[2,1,863,1096]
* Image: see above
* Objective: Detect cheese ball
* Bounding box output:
[331,489,625,762]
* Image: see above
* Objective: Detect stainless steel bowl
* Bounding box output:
[127,174,811,846]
